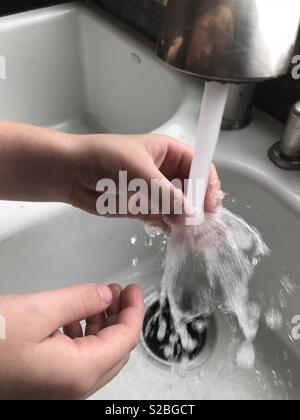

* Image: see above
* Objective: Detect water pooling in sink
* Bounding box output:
[142,82,271,371]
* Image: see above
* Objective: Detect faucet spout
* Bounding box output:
[158,0,300,83]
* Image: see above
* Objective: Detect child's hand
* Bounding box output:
[68,133,222,228]
[0,121,222,228]
[0,283,144,400]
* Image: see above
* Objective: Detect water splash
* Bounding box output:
[145,81,270,369]
[187,82,229,224]
[145,237,153,248]
[145,208,270,369]
[145,224,163,238]
[132,257,139,267]
[130,235,138,245]
[237,341,256,370]
[264,308,283,331]
[280,275,297,295]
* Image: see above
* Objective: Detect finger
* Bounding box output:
[144,134,194,181]
[75,285,144,375]
[119,284,144,317]
[86,284,122,335]
[100,282,144,338]
[50,330,63,339]
[106,284,122,317]
[179,147,193,181]
[141,162,188,220]
[151,136,222,214]
[85,313,105,337]
[64,322,83,339]
[104,313,119,328]
[16,284,113,341]
[205,165,222,213]
[98,284,144,359]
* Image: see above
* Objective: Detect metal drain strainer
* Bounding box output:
[141,290,217,370]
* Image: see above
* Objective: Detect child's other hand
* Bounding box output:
[0,283,144,400]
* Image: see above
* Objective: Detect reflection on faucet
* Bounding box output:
[166,36,183,64]
[186,4,233,79]
[158,0,300,82]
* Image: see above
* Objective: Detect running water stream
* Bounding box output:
[187,81,229,225]
[145,82,271,370]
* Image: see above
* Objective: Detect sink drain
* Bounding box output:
[141,290,216,370]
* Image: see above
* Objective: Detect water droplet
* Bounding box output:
[264,308,283,331]
[277,290,287,309]
[132,257,139,267]
[164,345,174,360]
[283,350,289,362]
[145,237,153,248]
[257,291,266,306]
[157,319,167,342]
[192,319,208,333]
[237,342,256,370]
[130,236,138,245]
[158,258,165,270]
[145,224,162,238]
[280,275,297,295]
[252,257,258,267]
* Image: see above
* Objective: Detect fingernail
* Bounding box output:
[97,285,112,303]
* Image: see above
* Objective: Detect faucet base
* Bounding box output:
[269,142,300,171]
[222,113,252,131]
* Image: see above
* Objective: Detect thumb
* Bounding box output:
[17,284,112,341]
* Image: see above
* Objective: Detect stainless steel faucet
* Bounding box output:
[269,102,300,170]
[158,0,300,82]
[157,0,300,131]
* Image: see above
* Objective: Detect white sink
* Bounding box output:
[0,2,300,400]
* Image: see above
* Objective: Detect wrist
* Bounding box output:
[61,133,97,207]
[63,133,117,213]
[53,132,85,205]
[0,120,80,204]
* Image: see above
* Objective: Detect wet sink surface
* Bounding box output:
[0,2,300,400]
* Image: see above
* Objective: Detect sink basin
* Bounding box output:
[0,2,300,400]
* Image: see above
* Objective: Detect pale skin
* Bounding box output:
[0,120,222,400]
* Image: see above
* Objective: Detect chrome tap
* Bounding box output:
[269,101,300,170]
[157,0,300,130]
[158,0,300,82]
